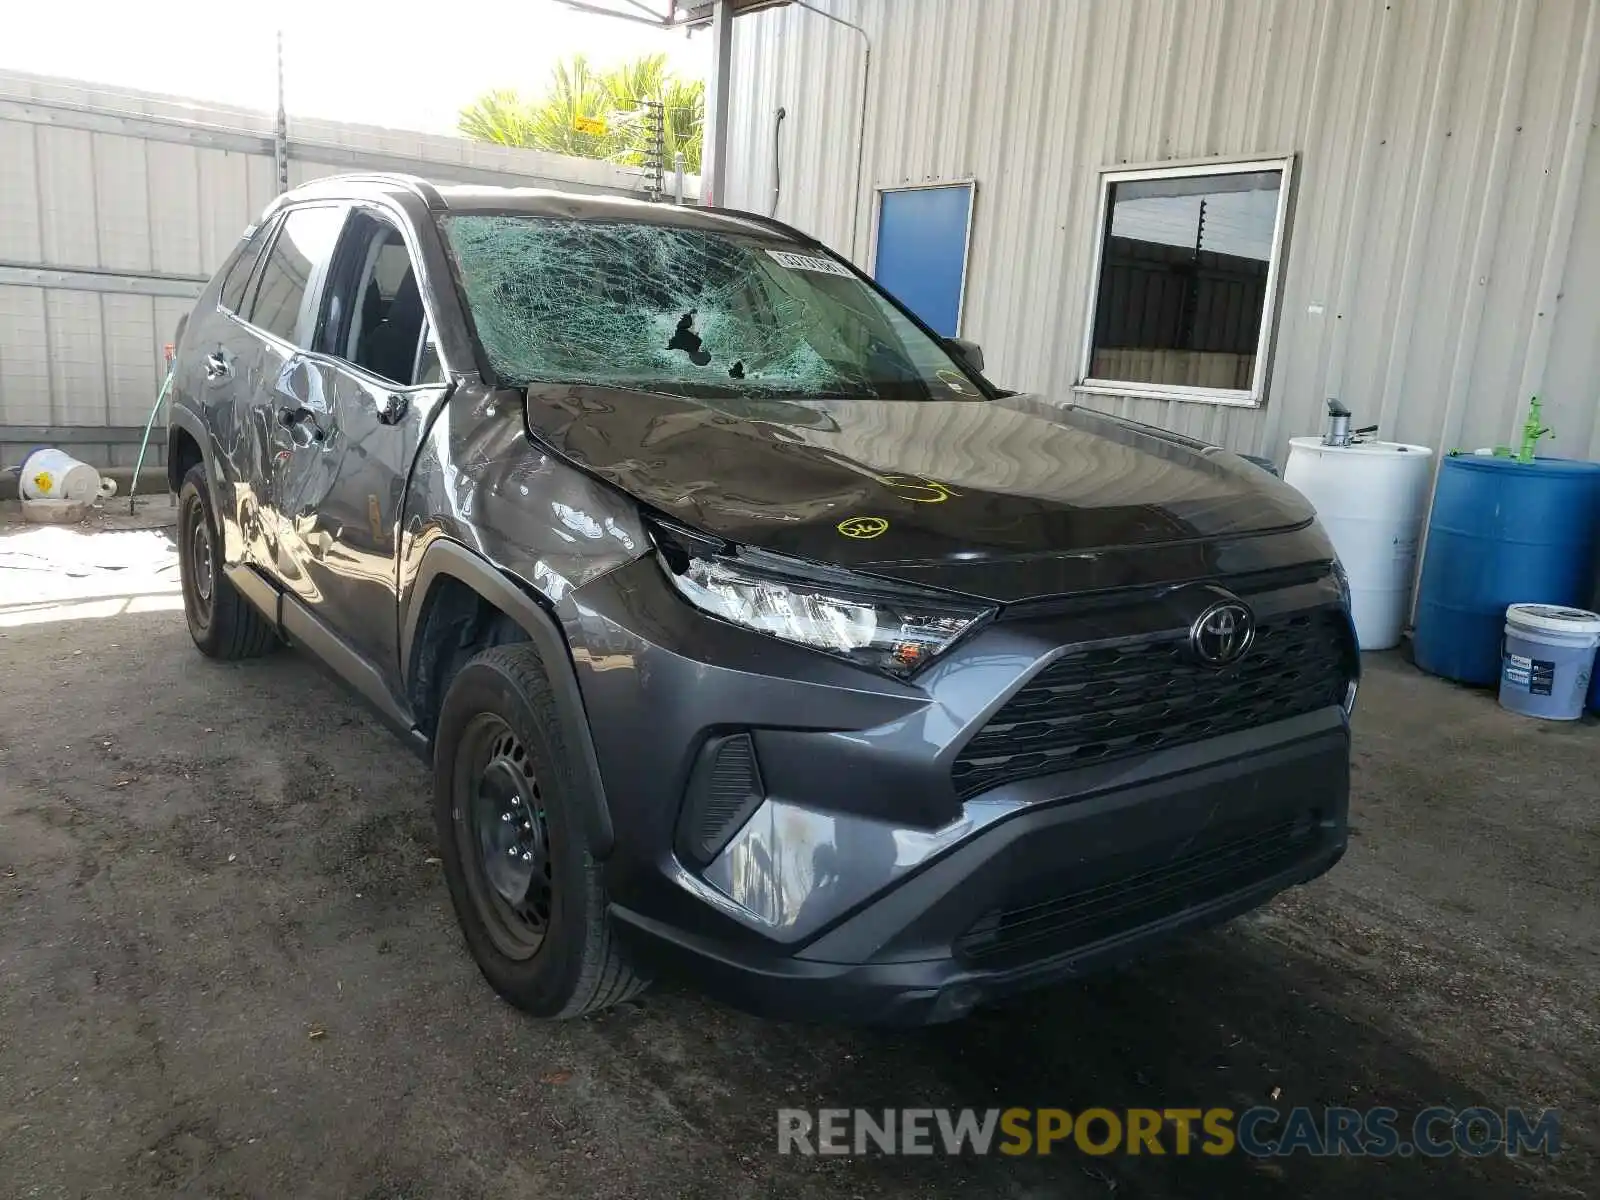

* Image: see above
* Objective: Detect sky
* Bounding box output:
[0,0,709,135]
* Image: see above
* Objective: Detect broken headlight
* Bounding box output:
[660,552,987,679]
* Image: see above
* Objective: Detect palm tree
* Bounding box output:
[459,54,704,173]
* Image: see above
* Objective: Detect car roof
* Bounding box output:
[276,172,806,242]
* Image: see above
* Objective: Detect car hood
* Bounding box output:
[521,385,1321,604]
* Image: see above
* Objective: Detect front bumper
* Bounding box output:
[566,556,1353,1024]
[611,717,1347,1024]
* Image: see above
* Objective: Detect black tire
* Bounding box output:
[433,642,646,1018]
[177,465,278,659]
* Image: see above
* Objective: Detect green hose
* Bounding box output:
[127,362,176,514]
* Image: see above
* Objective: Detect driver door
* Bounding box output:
[273,206,452,691]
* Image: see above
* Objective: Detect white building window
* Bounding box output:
[1078,157,1294,407]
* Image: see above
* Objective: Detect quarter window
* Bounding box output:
[1080,158,1292,406]
[247,206,346,346]
[219,221,275,314]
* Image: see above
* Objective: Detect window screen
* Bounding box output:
[247,206,345,346]
[1085,164,1288,399]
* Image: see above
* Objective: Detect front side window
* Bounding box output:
[441,214,983,402]
[317,210,428,385]
[1081,159,1292,406]
[247,205,346,346]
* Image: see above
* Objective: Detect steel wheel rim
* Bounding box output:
[453,713,552,960]
[185,502,214,627]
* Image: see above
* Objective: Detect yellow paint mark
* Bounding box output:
[573,114,608,135]
[837,515,889,540]
[32,471,54,494]
[876,474,961,504]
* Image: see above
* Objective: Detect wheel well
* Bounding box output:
[168,427,203,493]
[408,574,530,740]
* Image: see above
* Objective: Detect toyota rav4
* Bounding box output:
[167,173,1356,1025]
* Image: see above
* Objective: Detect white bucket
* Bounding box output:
[1499,604,1600,721]
[19,448,116,503]
[1284,438,1434,650]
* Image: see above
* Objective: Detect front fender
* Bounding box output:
[396,385,650,859]
[402,538,617,857]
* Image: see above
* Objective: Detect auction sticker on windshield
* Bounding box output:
[766,249,854,278]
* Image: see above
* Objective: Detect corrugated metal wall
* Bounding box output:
[726,0,1600,464]
[0,69,680,471]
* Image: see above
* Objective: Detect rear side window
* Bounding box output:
[218,221,275,314]
[247,206,346,345]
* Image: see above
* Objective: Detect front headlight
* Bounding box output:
[1331,557,1352,611]
[661,552,987,679]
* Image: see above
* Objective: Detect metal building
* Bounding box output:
[720,0,1600,464]
[0,69,681,470]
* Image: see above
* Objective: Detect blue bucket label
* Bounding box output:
[1504,653,1556,695]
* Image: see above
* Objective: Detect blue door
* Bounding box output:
[873,184,974,338]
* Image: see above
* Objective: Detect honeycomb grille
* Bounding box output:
[952,608,1351,799]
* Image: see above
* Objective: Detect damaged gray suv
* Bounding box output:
[168,173,1357,1024]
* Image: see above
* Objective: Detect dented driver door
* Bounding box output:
[292,356,451,691]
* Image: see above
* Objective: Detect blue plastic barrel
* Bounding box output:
[1413,456,1600,685]
[1590,550,1600,711]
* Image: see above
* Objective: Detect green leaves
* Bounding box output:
[458,53,704,174]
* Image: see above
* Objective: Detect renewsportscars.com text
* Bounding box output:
[777,1106,1560,1159]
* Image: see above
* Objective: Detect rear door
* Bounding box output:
[181,218,278,564]
[238,205,349,589]
[273,204,452,689]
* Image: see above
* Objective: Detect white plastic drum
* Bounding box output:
[20,448,115,503]
[1284,438,1435,650]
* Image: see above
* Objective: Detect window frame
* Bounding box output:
[1075,155,1295,409]
[310,200,448,391]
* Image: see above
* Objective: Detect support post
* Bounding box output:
[700,0,733,206]
[274,31,289,194]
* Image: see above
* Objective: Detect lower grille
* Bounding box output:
[954,817,1322,966]
[952,607,1352,799]
[676,733,765,865]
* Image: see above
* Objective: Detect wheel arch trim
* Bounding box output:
[402,538,615,857]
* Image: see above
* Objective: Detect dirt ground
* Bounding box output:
[1,500,1595,1199]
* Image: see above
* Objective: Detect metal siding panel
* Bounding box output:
[101,293,156,425]
[45,289,106,425]
[92,132,152,272]
[153,296,191,363]
[195,148,253,275]
[0,120,42,261]
[0,285,51,425]
[1543,122,1600,460]
[35,125,98,268]
[146,140,203,276]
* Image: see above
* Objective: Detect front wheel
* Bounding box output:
[432,642,646,1018]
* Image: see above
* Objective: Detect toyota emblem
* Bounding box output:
[1189,599,1255,667]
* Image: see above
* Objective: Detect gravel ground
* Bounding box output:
[0,500,1595,1199]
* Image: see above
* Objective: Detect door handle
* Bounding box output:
[376,393,409,425]
[277,405,325,444]
[204,351,231,381]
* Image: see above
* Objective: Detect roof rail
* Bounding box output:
[296,172,446,210]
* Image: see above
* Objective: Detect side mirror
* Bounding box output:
[946,337,984,375]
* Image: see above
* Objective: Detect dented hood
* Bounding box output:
[522,386,1321,603]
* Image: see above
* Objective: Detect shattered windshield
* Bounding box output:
[441,214,983,401]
